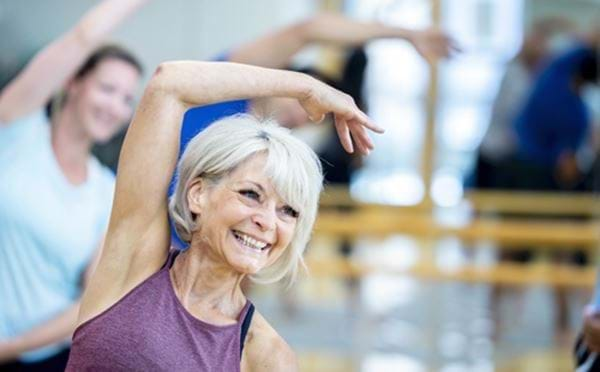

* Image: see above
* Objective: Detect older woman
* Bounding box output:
[65,61,382,371]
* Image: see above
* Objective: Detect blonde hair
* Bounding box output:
[169,114,323,285]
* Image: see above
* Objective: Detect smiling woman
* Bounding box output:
[170,115,323,285]
[65,61,383,371]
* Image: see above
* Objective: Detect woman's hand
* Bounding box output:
[299,79,383,155]
[409,28,460,62]
[0,339,18,363]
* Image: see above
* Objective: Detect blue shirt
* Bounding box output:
[515,46,594,166]
[0,111,114,361]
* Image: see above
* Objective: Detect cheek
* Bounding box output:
[117,104,134,122]
[80,91,111,119]
[276,222,297,249]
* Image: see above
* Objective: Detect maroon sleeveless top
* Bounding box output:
[66,250,255,371]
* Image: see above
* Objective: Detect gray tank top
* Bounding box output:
[66,250,255,371]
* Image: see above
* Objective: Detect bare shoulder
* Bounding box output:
[241,310,298,372]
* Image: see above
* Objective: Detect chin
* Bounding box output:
[88,125,121,144]
[232,263,263,276]
[225,256,267,276]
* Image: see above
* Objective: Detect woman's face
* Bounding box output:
[188,153,299,275]
[68,58,140,143]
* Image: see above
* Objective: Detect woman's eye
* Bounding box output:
[282,205,299,219]
[240,190,260,200]
[100,83,115,93]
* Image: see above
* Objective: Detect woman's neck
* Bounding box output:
[170,240,247,324]
[51,106,93,185]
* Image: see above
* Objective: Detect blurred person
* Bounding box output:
[65,61,382,371]
[473,17,573,188]
[513,41,598,190]
[494,36,598,344]
[0,0,148,369]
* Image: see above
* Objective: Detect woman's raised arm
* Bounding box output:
[0,0,149,124]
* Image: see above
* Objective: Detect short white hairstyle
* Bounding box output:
[169,114,323,285]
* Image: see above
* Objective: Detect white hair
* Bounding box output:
[169,114,323,285]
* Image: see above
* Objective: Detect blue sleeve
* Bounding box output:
[178,51,250,157]
[179,100,250,155]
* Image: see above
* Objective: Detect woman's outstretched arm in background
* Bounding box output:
[228,12,459,68]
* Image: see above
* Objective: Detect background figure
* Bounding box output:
[473,17,573,189]
[491,36,598,344]
[0,0,147,369]
[512,42,598,191]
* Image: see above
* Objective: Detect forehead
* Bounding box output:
[223,154,279,193]
[226,154,268,184]
[90,58,141,84]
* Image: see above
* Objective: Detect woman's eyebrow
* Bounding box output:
[242,180,266,193]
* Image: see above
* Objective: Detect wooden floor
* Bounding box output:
[297,349,574,371]
[249,234,588,372]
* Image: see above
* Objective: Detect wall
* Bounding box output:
[0,0,317,87]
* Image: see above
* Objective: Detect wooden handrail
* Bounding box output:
[314,210,600,248]
[320,186,600,217]
[305,258,596,288]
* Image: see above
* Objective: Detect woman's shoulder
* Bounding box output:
[0,109,48,144]
[242,310,298,372]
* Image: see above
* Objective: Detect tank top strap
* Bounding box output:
[239,302,255,356]
[161,248,182,270]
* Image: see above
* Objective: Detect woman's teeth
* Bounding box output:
[233,231,269,251]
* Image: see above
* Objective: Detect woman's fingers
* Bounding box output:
[340,107,383,134]
[333,114,354,154]
[302,83,383,154]
[349,126,369,155]
[334,115,378,155]
[349,120,374,148]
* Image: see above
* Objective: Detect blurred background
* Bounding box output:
[1,0,599,371]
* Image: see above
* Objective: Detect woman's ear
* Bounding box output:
[187,177,206,216]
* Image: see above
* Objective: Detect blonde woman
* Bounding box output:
[66,61,382,371]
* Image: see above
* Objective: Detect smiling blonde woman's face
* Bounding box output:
[187,153,299,275]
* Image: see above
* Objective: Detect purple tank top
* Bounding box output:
[66,250,254,371]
